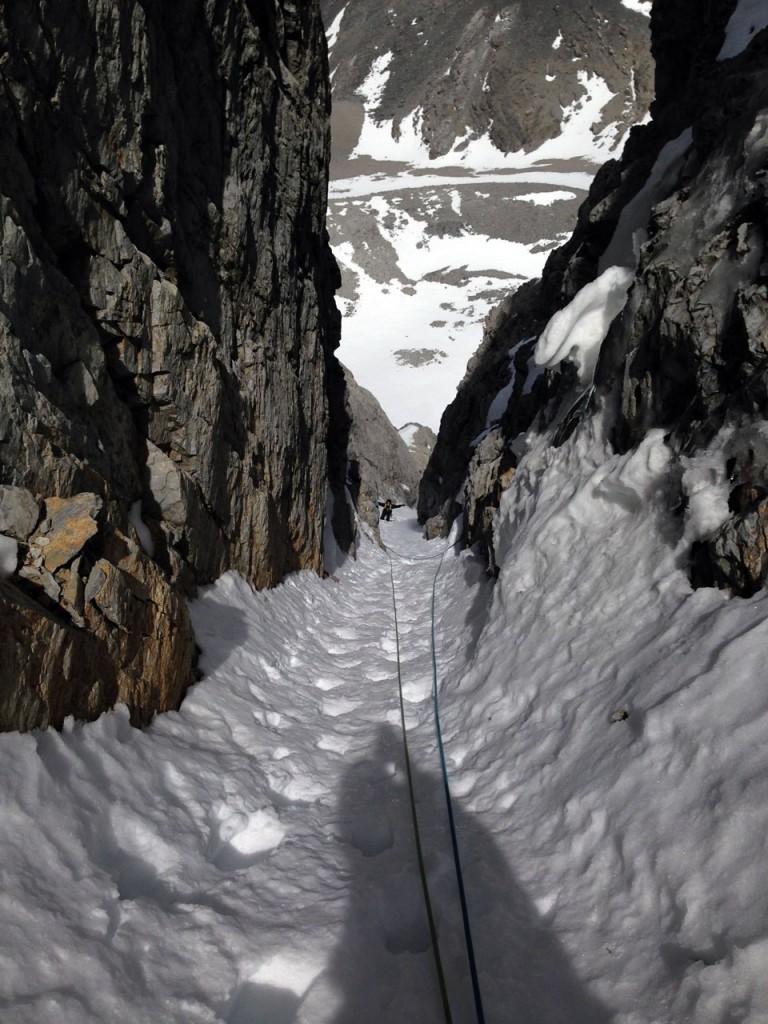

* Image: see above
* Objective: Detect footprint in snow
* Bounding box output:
[348,805,394,857]
[314,675,345,691]
[207,806,286,872]
[316,733,353,754]
[223,953,323,1024]
[321,694,360,718]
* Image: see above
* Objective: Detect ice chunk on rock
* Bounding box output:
[534,266,634,383]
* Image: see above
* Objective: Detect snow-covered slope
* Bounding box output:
[323,0,653,432]
[2,491,767,1020]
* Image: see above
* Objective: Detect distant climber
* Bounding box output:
[378,499,403,522]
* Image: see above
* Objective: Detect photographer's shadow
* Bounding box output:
[324,724,613,1024]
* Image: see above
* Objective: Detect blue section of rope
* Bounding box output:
[386,534,487,1023]
[429,550,487,1024]
[387,553,453,1024]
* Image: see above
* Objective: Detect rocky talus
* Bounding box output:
[0,1,347,729]
[420,0,768,595]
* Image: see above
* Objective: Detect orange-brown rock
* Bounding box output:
[32,494,103,572]
[0,581,118,731]
[2,496,196,731]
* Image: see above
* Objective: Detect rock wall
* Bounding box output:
[342,367,420,535]
[0,0,347,729]
[420,0,768,595]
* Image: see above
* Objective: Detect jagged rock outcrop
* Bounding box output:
[1,487,195,729]
[323,0,653,157]
[0,0,348,729]
[692,495,768,597]
[343,368,420,533]
[400,424,437,476]
[420,0,768,598]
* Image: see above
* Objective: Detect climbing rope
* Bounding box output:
[387,536,487,1024]
[387,552,454,1024]
[429,550,487,1024]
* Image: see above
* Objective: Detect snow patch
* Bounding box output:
[513,190,577,206]
[534,266,634,382]
[0,533,18,578]
[718,0,768,59]
[599,127,694,272]
[325,5,347,55]
[129,500,154,557]
[354,51,393,114]
[620,0,652,16]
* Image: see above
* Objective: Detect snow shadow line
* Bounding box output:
[325,723,614,1024]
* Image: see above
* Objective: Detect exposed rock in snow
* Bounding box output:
[399,423,437,474]
[692,495,768,596]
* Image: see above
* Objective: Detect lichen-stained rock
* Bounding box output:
[31,494,103,573]
[1,515,196,730]
[0,1,345,729]
[0,582,119,732]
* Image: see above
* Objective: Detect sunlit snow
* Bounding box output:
[3,419,768,1021]
[718,0,768,59]
[535,265,634,382]
[619,0,652,17]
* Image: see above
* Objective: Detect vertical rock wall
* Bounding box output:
[0,0,346,729]
[419,0,768,587]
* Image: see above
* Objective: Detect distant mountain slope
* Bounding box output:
[323,0,653,158]
[322,1,654,435]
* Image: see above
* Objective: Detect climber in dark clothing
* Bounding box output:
[378,499,403,522]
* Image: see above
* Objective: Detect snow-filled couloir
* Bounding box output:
[2,428,768,1021]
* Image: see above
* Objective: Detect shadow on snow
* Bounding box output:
[326,724,613,1024]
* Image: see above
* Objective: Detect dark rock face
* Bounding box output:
[400,424,437,476]
[692,497,768,597]
[420,0,768,593]
[0,1,345,729]
[322,0,653,157]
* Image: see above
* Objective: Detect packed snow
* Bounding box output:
[3,412,768,1021]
